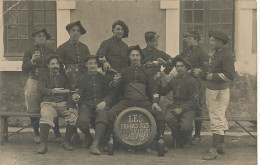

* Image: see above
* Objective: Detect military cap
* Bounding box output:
[112,20,129,38]
[46,54,60,64]
[85,54,99,62]
[127,45,145,64]
[32,28,51,40]
[185,31,201,41]
[172,55,192,70]
[66,21,86,35]
[145,31,160,42]
[208,30,229,45]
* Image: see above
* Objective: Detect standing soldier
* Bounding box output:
[142,31,173,76]
[159,56,199,148]
[202,31,235,160]
[180,31,209,145]
[96,20,129,73]
[57,21,90,143]
[74,55,114,155]
[22,29,62,144]
[37,55,77,154]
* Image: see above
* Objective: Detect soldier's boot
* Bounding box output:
[103,121,114,152]
[217,135,226,154]
[62,124,75,151]
[172,130,182,148]
[191,118,202,145]
[81,130,93,148]
[30,117,40,144]
[202,133,220,160]
[53,117,62,139]
[90,141,101,155]
[182,131,192,148]
[37,124,50,154]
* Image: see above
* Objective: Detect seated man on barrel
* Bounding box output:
[158,55,199,148]
[73,55,114,155]
[37,55,78,154]
[105,45,165,151]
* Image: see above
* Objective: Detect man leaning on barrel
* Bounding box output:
[104,45,165,151]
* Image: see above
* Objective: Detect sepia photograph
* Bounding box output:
[0,0,257,164]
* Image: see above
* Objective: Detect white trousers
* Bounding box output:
[206,88,230,135]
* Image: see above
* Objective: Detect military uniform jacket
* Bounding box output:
[22,44,55,80]
[179,46,209,78]
[142,47,173,74]
[96,37,128,72]
[116,65,159,103]
[207,48,235,90]
[76,72,114,107]
[38,70,72,107]
[159,74,199,113]
[57,40,90,71]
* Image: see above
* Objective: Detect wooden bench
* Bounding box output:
[0,111,40,144]
[194,117,257,141]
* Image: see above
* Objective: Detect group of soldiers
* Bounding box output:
[22,20,235,160]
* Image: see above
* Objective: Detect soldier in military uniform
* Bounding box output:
[180,31,209,144]
[202,31,235,160]
[105,45,165,151]
[22,29,61,144]
[142,31,173,76]
[73,55,114,155]
[159,55,199,148]
[57,21,90,143]
[37,55,77,154]
[96,20,129,73]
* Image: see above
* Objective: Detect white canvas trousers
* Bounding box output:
[206,88,230,135]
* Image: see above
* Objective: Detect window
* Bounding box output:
[180,0,235,54]
[3,1,56,58]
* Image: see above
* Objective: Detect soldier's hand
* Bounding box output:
[187,70,192,74]
[103,62,111,72]
[152,103,162,112]
[157,58,166,65]
[193,68,202,76]
[206,73,213,80]
[72,93,80,102]
[153,72,161,81]
[31,54,40,64]
[96,101,107,112]
[173,108,182,115]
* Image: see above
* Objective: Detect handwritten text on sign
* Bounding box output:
[119,114,151,144]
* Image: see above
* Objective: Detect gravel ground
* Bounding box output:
[0,130,257,165]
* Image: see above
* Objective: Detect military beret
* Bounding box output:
[145,31,160,42]
[172,55,192,70]
[127,45,145,63]
[112,20,129,38]
[46,54,60,64]
[32,28,51,40]
[208,30,229,45]
[66,21,86,35]
[185,31,201,41]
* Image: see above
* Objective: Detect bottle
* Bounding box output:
[158,135,165,157]
[108,134,114,156]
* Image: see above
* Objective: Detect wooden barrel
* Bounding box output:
[114,107,157,150]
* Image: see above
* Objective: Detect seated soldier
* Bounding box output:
[158,55,199,148]
[73,55,114,155]
[37,55,78,154]
[105,45,165,151]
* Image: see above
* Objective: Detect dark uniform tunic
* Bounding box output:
[159,74,199,132]
[97,37,128,72]
[207,48,235,90]
[142,47,173,74]
[22,44,55,80]
[22,44,55,113]
[76,72,113,129]
[107,65,164,122]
